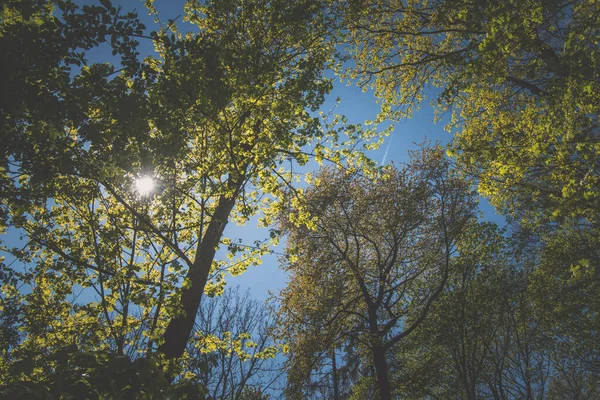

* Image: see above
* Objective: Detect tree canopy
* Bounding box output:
[338,0,599,241]
[277,147,478,399]
[337,0,600,379]
[1,0,375,379]
[1,0,599,398]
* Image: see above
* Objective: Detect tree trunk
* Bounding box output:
[159,175,245,359]
[331,345,339,400]
[373,345,392,400]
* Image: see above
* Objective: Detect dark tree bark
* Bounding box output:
[373,345,391,400]
[332,346,339,400]
[159,175,245,359]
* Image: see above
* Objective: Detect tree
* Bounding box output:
[337,0,599,227]
[277,147,478,400]
[187,286,284,400]
[336,0,600,374]
[390,223,599,400]
[1,0,144,191]
[391,222,513,399]
[1,0,382,384]
[1,0,152,375]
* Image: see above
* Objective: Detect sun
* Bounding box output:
[135,177,155,196]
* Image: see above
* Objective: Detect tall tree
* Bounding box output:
[150,0,337,361]
[336,0,600,368]
[1,0,381,379]
[1,0,151,375]
[278,147,478,400]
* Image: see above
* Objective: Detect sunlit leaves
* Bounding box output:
[0,0,393,370]
[338,0,600,228]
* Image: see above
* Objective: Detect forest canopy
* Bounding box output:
[1,0,598,398]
